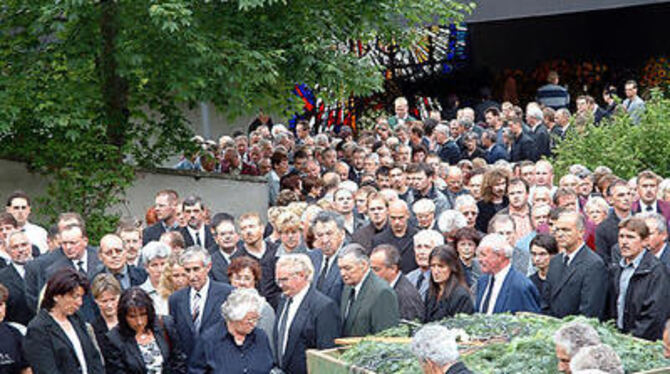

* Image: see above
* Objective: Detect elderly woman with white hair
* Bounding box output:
[569,344,623,374]
[410,324,472,374]
[139,241,172,315]
[554,321,601,373]
[189,288,274,374]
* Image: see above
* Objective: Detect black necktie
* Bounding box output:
[481,275,495,313]
[646,205,653,212]
[345,289,356,320]
[563,254,570,267]
[415,272,425,289]
[195,232,202,247]
[76,260,85,275]
[277,297,293,367]
[114,273,125,289]
[317,256,330,289]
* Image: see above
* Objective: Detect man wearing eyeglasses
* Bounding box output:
[274,254,340,374]
[92,234,147,290]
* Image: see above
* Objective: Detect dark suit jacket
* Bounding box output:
[142,221,167,246]
[609,250,670,340]
[207,244,236,284]
[311,249,344,307]
[543,245,608,319]
[340,272,399,337]
[485,143,510,164]
[595,211,624,265]
[351,222,387,255]
[25,248,68,311]
[424,284,474,323]
[594,106,607,125]
[631,199,670,225]
[393,274,424,321]
[274,287,341,374]
[178,225,215,249]
[510,132,539,162]
[24,309,105,374]
[475,267,540,314]
[438,140,461,165]
[105,315,187,374]
[91,264,148,290]
[168,280,233,357]
[530,122,551,158]
[0,265,34,325]
[43,247,103,322]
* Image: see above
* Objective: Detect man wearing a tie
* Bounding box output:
[338,244,399,337]
[633,171,670,223]
[474,234,540,315]
[274,254,340,374]
[91,234,147,290]
[179,196,214,249]
[0,231,35,325]
[169,246,233,358]
[543,210,608,319]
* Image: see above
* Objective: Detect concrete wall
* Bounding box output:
[0,159,269,226]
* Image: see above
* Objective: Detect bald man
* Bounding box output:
[372,200,419,273]
[93,234,147,290]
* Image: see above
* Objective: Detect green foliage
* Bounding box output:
[342,314,669,374]
[0,0,472,242]
[553,89,670,180]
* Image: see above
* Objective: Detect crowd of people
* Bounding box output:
[0,72,665,374]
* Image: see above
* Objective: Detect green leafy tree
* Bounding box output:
[553,89,670,180]
[0,0,473,241]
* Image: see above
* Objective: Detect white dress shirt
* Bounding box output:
[23,222,48,254]
[484,264,511,315]
[280,285,309,356]
[187,225,206,247]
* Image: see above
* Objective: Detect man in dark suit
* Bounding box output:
[372,200,419,273]
[178,196,215,249]
[207,213,239,283]
[274,254,340,374]
[370,244,423,321]
[632,170,670,224]
[641,213,670,268]
[91,234,147,289]
[610,217,670,340]
[595,180,632,265]
[0,231,35,325]
[434,124,461,165]
[481,129,509,164]
[526,105,551,158]
[338,244,399,337]
[311,211,347,306]
[169,246,233,357]
[509,114,539,162]
[475,234,540,314]
[142,189,179,245]
[43,223,102,322]
[544,210,608,319]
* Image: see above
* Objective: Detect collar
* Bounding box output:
[11,263,25,278]
[354,269,371,296]
[620,249,646,269]
[565,244,585,266]
[655,243,667,259]
[390,273,401,288]
[493,263,511,280]
[288,284,310,309]
[639,200,658,213]
[191,278,210,299]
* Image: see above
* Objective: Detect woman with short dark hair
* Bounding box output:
[529,233,558,302]
[423,245,475,323]
[452,227,483,291]
[24,268,104,374]
[0,283,30,374]
[104,287,186,374]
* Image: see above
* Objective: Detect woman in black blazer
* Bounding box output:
[24,268,105,374]
[424,245,475,323]
[105,287,186,374]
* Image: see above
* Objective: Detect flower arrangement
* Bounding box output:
[641,56,670,91]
